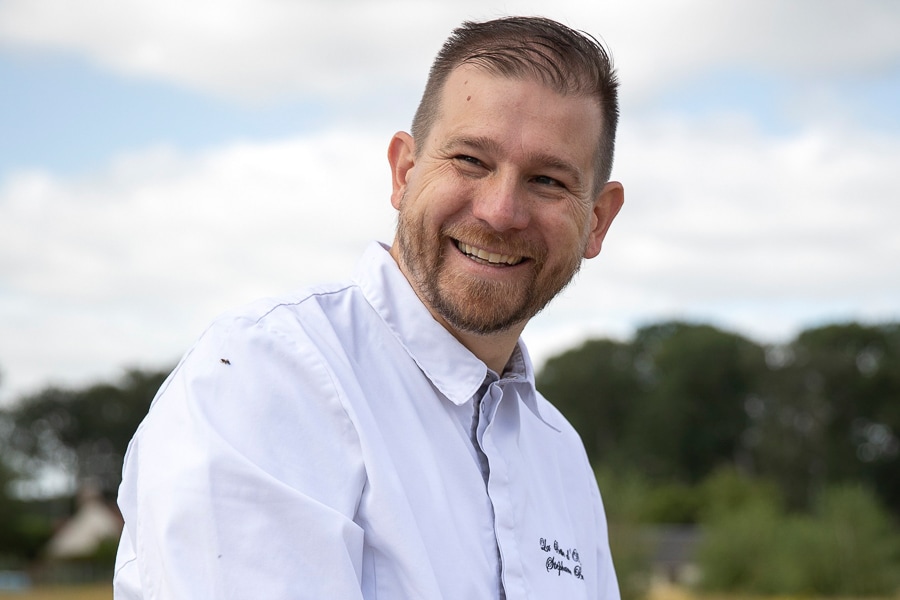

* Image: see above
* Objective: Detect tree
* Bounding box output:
[537,338,640,469]
[538,322,767,485]
[625,322,766,483]
[0,439,57,564]
[538,320,900,517]
[3,368,170,496]
[0,452,25,560]
[748,323,900,511]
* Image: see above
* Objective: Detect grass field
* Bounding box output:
[0,583,110,600]
[0,581,695,600]
[0,582,699,600]
[1,582,897,600]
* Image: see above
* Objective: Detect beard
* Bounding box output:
[395,199,586,335]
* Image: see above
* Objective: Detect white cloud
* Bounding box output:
[0,0,446,103]
[524,113,900,365]
[1,0,898,105]
[0,129,397,402]
[1,0,899,402]
[3,113,899,402]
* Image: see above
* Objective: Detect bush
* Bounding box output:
[801,484,900,596]
[699,467,781,522]
[696,482,900,596]
[695,495,784,593]
[639,482,702,524]
[596,470,653,600]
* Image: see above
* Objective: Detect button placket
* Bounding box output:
[481,382,527,600]
[474,380,510,598]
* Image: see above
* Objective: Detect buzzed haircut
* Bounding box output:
[412,16,619,188]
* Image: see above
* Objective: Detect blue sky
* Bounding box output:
[0,53,333,175]
[6,46,897,176]
[1,0,899,404]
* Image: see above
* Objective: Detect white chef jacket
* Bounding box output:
[114,242,619,599]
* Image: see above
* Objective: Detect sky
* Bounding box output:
[1,0,899,406]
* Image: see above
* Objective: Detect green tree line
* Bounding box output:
[0,368,170,566]
[537,320,900,597]
[537,320,900,517]
[1,320,898,593]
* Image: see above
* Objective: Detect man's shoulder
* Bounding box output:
[174,279,375,372]
[208,242,398,335]
[152,279,370,407]
[213,279,363,332]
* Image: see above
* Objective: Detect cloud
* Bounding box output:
[601,0,900,86]
[1,0,899,402]
[0,0,446,104]
[613,117,900,297]
[526,113,900,363]
[3,111,898,401]
[1,0,898,105]
[0,129,396,401]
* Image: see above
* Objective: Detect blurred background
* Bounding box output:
[0,0,898,596]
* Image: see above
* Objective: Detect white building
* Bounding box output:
[45,485,123,559]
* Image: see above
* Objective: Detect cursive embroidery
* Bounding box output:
[546,556,571,576]
[539,537,584,581]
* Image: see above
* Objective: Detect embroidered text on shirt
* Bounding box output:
[539,537,584,580]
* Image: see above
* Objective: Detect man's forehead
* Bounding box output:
[436,67,600,149]
[445,62,545,92]
[440,64,602,125]
[445,61,594,101]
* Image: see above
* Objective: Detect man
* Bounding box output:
[114,15,624,599]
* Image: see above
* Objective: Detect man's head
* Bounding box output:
[388,16,624,348]
[411,16,619,190]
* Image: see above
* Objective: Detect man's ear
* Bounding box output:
[388,132,416,210]
[583,181,624,259]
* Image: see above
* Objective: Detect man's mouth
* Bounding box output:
[456,241,525,266]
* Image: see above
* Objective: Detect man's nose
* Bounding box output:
[471,174,530,232]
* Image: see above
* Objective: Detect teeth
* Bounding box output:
[458,242,523,266]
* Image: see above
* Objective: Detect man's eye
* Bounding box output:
[456,155,483,167]
[533,175,562,187]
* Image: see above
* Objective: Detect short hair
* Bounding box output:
[411,16,620,188]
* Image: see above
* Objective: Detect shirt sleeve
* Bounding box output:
[114,312,368,599]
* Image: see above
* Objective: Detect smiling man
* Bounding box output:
[114,16,624,600]
[390,60,621,373]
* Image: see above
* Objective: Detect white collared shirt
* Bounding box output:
[114,242,619,599]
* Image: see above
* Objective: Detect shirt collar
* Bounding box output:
[501,342,560,432]
[354,242,558,431]
[354,242,487,405]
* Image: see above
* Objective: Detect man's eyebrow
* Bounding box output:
[441,135,587,189]
[529,152,586,189]
[439,134,501,156]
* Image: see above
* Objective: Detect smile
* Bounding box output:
[456,241,525,266]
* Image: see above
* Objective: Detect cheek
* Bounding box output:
[544,219,593,266]
[411,180,471,227]
[541,207,591,245]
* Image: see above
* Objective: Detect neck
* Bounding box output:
[445,322,525,375]
[388,241,526,373]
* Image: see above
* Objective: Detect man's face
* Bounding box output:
[389,64,622,336]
